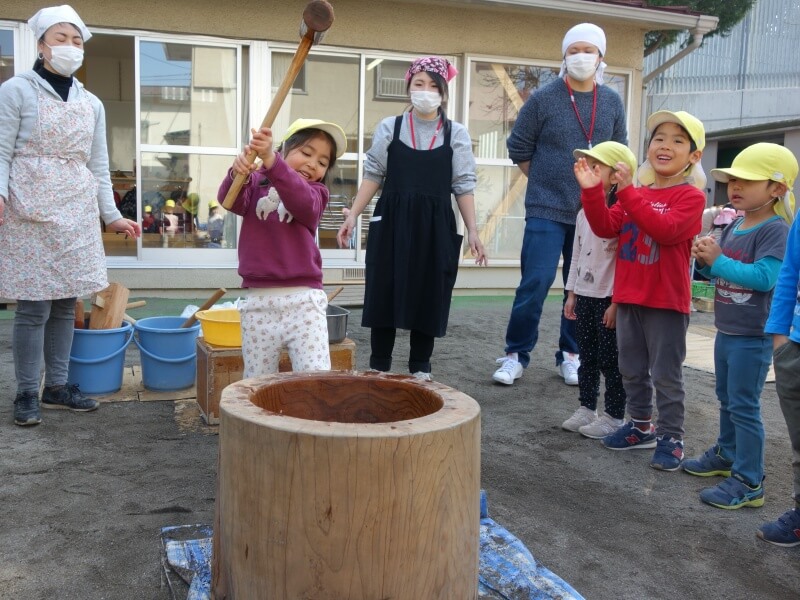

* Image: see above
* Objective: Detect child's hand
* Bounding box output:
[602,302,617,329]
[564,291,577,320]
[694,236,722,266]
[248,127,276,166]
[611,162,633,191]
[573,157,601,190]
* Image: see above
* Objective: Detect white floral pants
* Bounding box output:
[239,289,330,378]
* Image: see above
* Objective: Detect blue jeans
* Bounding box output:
[504,218,578,368]
[715,332,771,487]
[13,298,77,394]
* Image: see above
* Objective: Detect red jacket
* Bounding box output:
[581,182,705,313]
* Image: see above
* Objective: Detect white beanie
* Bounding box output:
[28,5,91,42]
[559,23,607,84]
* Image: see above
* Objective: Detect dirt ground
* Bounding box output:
[0,296,798,600]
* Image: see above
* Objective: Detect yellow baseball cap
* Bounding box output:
[144,205,152,213]
[573,141,637,175]
[711,143,798,223]
[639,110,707,190]
[182,193,200,215]
[282,118,347,158]
[165,199,176,208]
[208,200,220,209]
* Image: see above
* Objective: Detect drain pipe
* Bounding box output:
[639,30,706,158]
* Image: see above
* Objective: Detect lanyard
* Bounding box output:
[408,112,443,150]
[564,79,597,149]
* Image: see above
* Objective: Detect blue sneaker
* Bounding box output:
[13,391,42,427]
[683,445,733,477]
[700,475,764,510]
[41,384,99,412]
[650,436,684,471]
[602,421,657,450]
[757,508,800,547]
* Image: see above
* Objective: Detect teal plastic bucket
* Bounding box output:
[68,321,134,394]
[134,316,201,391]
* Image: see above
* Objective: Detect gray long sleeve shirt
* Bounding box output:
[507,77,627,225]
[0,70,122,224]
[363,112,476,196]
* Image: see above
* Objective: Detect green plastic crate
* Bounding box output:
[692,281,715,299]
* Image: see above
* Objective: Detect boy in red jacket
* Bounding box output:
[577,110,706,471]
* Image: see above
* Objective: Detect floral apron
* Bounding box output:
[0,80,107,300]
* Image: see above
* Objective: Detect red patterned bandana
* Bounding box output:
[405,56,459,82]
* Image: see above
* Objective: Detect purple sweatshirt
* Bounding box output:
[218,154,329,289]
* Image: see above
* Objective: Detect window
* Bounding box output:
[0,28,14,84]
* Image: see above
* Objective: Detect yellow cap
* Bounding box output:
[282,118,347,158]
[208,200,220,209]
[647,110,705,151]
[712,143,798,223]
[144,205,152,213]
[573,141,637,175]
[182,193,200,215]
[165,199,176,208]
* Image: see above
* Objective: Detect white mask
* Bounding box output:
[565,53,598,82]
[45,44,84,77]
[410,90,442,114]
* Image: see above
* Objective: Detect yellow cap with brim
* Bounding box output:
[638,110,707,190]
[144,205,152,213]
[208,200,220,209]
[711,143,798,223]
[165,199,176,208]
[182,193,200,215]
[282,118,347,158]
[573,141,638,175]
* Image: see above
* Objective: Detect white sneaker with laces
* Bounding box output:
[492,357,523,385]
[412,371,432,381]
[579,413,624,439]
[559,352,580,385]
[562,406,597,432]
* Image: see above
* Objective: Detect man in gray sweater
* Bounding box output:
[493,23,628,387]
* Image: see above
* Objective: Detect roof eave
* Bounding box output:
[401,0,719,34]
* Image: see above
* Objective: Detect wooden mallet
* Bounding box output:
[221,0,335,210]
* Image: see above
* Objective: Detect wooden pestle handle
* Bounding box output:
[181,288,227,328]
[326,286,344,303]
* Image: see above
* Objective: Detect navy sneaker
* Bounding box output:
[683,445,733,477]
[650,436,684,471]
[700,475,764,510]
[13,391,42,426]
[41,384,99,412]
[602,421,657,450]
[757,508,800,547]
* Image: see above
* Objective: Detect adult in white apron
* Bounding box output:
[0,5,140,427]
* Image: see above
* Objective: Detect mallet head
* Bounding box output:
[299,0,334,44]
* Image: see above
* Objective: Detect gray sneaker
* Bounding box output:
[14,391,42,426]
[41,384,99,412]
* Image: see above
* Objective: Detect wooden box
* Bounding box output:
[196,337,356,425]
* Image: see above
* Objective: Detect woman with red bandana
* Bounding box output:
[337,56,487,381]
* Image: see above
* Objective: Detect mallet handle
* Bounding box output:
[222,34,314,210]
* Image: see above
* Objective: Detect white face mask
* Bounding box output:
[564,53,598,82]
[45,44,84,77]
[410,90,442,114]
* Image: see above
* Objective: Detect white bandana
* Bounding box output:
[558,23,607,84]
[28,5,91,42]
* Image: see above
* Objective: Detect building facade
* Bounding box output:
[0,0,716,297]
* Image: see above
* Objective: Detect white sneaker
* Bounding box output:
[493,357,523,385]
[579,413,625,439]
[412,371,432,381]
[562,406,597,432]
[559,352,580,385]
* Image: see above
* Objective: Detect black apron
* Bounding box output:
[362,114,463,338]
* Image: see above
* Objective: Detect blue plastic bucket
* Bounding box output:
[134,316,201,391]
[68,322,134,394]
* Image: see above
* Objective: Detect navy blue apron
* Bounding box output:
[362,113,463,338]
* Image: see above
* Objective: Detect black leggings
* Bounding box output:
[370,327,435,374]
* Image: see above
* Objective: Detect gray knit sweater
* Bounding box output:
[363,112,476,196]
[507,77,627,224]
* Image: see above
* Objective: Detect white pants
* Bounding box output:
[239,288,330,378]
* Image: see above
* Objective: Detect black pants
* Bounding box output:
[370,327,435,374]
[575,295,626,420]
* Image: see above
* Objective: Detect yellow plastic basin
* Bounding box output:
[195,309,242,347]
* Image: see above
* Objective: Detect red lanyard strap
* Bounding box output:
[408,112,444,150]
[565,79,597,149]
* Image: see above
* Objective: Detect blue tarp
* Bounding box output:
[161,492,584,600]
